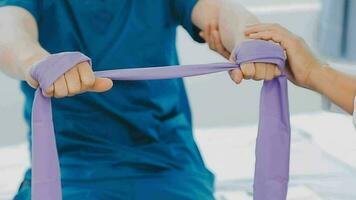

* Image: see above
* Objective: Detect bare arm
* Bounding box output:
[191,0,281,84]
[308,66,356,114]
[192,0,259,52]
[0,6,48,81]
[245,23,356,114]
[193,2,355,114]
[0,6,112,97]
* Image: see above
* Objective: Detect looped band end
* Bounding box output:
[234,40,286,68]
[30,52,91,92]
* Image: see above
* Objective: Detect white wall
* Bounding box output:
[0,1,323,146]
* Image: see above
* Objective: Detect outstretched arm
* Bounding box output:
[191,0,282,84]
[0,6,112,97]
[0,6,48,81]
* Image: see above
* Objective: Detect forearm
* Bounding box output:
[192,0,259,52]
[0,6,48,80]
[308,65,356,114]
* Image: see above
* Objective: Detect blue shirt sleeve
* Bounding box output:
[0,0,39,22]
[171,0,204,43]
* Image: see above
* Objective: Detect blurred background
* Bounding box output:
[1,0,356,199]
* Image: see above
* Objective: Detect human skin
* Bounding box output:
[193,0,281,84]
[245,23,356,114]
[0,0,279,97]
[0,6,113,98]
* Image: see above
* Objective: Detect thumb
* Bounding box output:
[90,77,113,93]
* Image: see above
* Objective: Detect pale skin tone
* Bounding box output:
[193,0,281,84]
[198,21,281,83]
[0,0,279,98]
[244,23,356,114]
[0,6,113,98]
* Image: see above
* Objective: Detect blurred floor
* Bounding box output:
[195,112,356,200]
[1,112,355,200]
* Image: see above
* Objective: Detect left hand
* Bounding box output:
[199,21,281,84]
[26,60,113,98]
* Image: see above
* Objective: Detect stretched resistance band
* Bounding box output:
[30,40,290,200]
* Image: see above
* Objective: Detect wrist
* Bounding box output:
[22,48,49,88]
[306,64,335,95]
[22,47,49,74]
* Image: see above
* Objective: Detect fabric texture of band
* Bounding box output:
[30,40,290,200]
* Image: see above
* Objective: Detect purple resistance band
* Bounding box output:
[30,40,290,200]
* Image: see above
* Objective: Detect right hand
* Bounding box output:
[244,23,323,89]
[25,61,113,98]
[199,20,281,85]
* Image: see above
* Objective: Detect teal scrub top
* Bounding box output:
[0,0,214,191]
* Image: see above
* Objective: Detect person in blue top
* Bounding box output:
[0,0,281,199]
